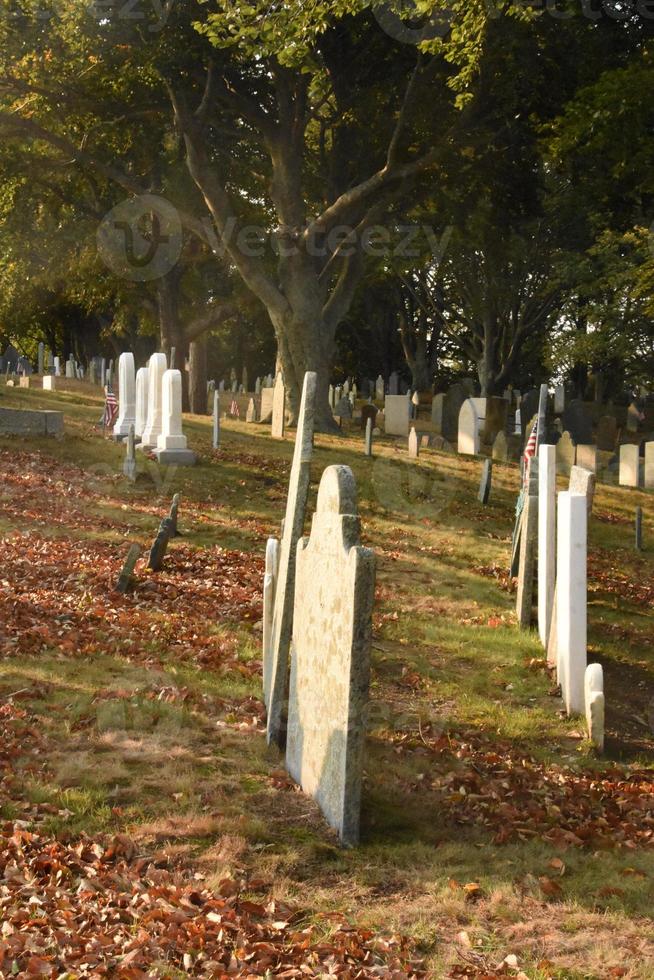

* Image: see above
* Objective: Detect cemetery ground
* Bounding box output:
[1,384,653,979]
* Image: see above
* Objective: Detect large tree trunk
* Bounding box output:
[157,268,190,410]
[271,309,337,431]
[188,338,208,415]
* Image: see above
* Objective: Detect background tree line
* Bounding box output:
[0,0,652,423]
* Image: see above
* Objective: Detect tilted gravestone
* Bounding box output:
[285,465,375,847]
[116,544,141,594]
[478,459,492,505]
[271,373,285,439]
[266,372,317,746]
[147,517,174,572]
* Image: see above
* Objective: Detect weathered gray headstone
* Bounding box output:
[169,493,181,537]
[246,398,257,423]
[569,465,596,515]
[123,425,137,482]
[556,431,576,476]
[364,416,373,457]
[375,375,385,401]
[266,372,317,746]
[260,387,274,424]
[478,459,492,505]
[147,517,174,572]
[285,465,375,847]
[116,544,141,595]
[384,395,410,436]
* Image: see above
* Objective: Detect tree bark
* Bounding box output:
[157,267,190,411]
[188,337,208,415]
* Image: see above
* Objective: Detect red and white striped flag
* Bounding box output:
[522,418,538,487]
[103,384,118,429]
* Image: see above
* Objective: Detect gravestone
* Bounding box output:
[575,444,597,473]
[140,352,168,449]
[619,444,640,487]
[557,491,587,715]
[492,431,508,462]
[585,663,604,753]
[65,358,75,379]
[266,372,317,746]
[134,367,149,439]
[43,376,56,391]
[155,369,197,465]
[54,356,61,377]
[645,441,654,490]
[384,395,410,436]
[360,404,377,432]
[262,537,280,707]
[596,416,618,452]
[116,544,141,595]
[442,384,466,442]
[364,416,373,457]
[556,431,576,476]
[431,393,444,433]
[148,517,174,572]
[516,458,539,629]
[169,493,181,537]
[538,444,556,649]
[458,398,486,456]
[271,373,285,439]
[563,400,594,445]
[114,352,136,440]
[554,385,565,415]
[478,459,492,505]
[0,407,63,437]
[255,377,261,395]
[246,398,257,423]
[260,387,274,424]
[408,426,419,459]
[285,465,375,847]
[569,465,596,515]
[375,375,385,401]
[212,391,220,449]
[123,425,137,482]
[19,377,29,389]
[334,396,352,421]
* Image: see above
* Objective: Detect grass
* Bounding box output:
[1,378,654,978]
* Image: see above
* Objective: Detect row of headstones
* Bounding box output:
[116,352,196,466]
[514,443,605,750]
[260,373,375,847]
[207,372,275,397]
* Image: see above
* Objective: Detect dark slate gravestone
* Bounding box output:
[520,388,540,431]
[333,396,352,420]
[116,544,141,594]
[596,415,618,452]
[360,403,378,431]
[478,459,493,505]
[562,399,594,445]
[148,517,174,572]
[442,383,466,442]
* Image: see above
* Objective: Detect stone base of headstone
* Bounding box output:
[153,448,198,466]
[43,376,56,391]
[585,663,604,752]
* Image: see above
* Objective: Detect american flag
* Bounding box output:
[103,384,118,429]
[229,398,240,418]
[522,418,538,486]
